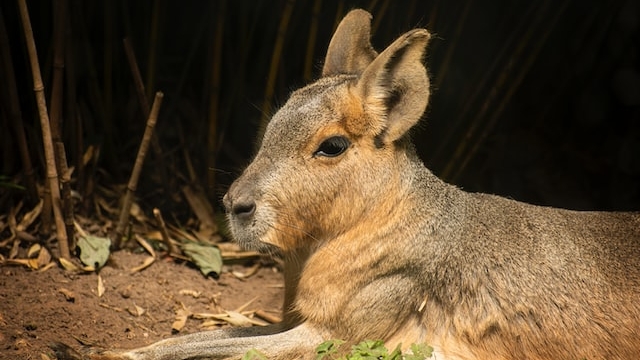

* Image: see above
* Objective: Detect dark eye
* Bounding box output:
[314,136,350,157]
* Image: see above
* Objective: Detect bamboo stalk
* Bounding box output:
[259,0,296,128]
[146,0,162,103]
[122,37,168,188]
[153,208,178,256]
[206,0,226,200]
[114,92,164,249]
[18,0,70,260]
[50,0,75,252]
[0,6,38,205]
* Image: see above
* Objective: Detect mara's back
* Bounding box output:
[414,188,640,359]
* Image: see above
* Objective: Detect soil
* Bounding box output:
[0,250,284,360]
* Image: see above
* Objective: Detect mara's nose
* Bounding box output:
[223,192,256,222]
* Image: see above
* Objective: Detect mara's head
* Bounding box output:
[223,9,431,253]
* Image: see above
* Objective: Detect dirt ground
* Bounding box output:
[0,250,284,360]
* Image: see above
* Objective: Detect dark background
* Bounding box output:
[1,0,639,220]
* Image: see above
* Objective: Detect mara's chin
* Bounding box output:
[229,226,282,255]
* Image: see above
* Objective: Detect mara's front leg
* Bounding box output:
[53,323,325,360]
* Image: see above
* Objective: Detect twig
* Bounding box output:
[122,37,169,190]
[152,208,179,255]
[18,0,70,260]
[114,92,164,249]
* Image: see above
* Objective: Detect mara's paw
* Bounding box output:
[50,342,129,360]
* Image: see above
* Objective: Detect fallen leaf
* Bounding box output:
[178,289,201,298]
[130,256,155,273]
[36,246,51,268]
[134,235,156,258]
[232,263,260,279]
[58,288,75,302]
[16,199,43,232]
[59,257,79,271]
[97,275,105,297]
[77,235,111,269]
[181,242,223,277]
[128,303,146,317]
[172,308,190,333]
[27,243,41,258]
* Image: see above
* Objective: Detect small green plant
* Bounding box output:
[316,339,434,360]
[242,348,268,360]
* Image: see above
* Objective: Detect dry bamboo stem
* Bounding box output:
[152,208,178,255]
[0,6,38,204]
[259,0,296,127]
[114,92,164,249]
[18,0,70,260]
[122,37,168,187]
[50,0,75,251]
[207,0,226,200]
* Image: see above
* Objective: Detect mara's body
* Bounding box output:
[55,9,640,360]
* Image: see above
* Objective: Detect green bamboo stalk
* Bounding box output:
[18,0,70,260]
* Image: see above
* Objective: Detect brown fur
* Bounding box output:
[54,9,640,360]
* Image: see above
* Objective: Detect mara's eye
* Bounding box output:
[314,136,350,157]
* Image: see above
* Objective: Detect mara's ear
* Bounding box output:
[354,29,430,144]
[322,9,378,77]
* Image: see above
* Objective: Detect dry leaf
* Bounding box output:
[36,247,51,268]
[59,258,80,271]
[134,304,146,316]
[38,261,56,272]
[178,289,201,298]
[58,288,75,302]
[9,239,20,259]
[134,235,156,258]
[4,258,39,270]
[231,264,260,279]
[172,308,190,332]
[27,243,41,258]
[130,256,155,273]
[127,303,146,317]
[97,275,105,297]
[16,199,43,232]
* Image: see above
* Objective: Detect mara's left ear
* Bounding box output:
[322,9,378,77]
[355,29,430,144]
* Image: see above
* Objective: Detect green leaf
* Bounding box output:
[405,343,433,360]
[242,349,268,360]
[181,242,223,277]
[316,339,345,360]
[77,235,112,269]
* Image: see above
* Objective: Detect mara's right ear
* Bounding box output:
[353,29,431,144]
[322,9,378,77]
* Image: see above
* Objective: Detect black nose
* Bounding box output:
[231,200,256,221]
